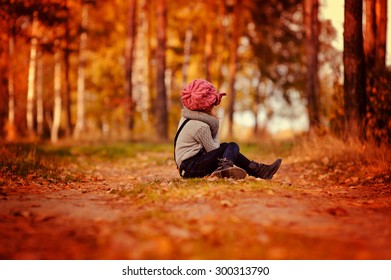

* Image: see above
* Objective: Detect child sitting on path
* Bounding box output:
[174,79,282,179]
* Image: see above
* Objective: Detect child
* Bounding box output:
[174,79,282,179]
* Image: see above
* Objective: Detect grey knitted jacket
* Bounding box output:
[175,108,220,167]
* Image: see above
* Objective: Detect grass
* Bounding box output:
[109,176,291,209]
[0,143,50,177]
[9,136,386,191]
[0,143,78,183]
[292,134,391,177]
[0,140,296,192]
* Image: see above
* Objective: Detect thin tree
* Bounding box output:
[215,0,227,92]
[146,0,156,125]
[6,19,16,141]
[375,0,387,69]
[204,0,215,81]
[63,0,72,137]
[124,0,137,132]
[51,41,62,143]
[304,0,321,131]
[364,0,376,72]
[73,2,89,139]
[364,0,388,73]
[227,0,242,138]
[156,0,168,140]
[182,27,192,87]
[343,0,366,138]
[26,11,39,137]
[36,48,44,137]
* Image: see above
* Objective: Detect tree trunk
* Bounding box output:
[73,3,89,139]
[36,49,44,138]
[6,21,16,141]
[146,0,155,124]
[364,0,376,71]
[227,0,241,138]
[204,30,213,82]
[64,0,72,137]
[215,0,226,92]
[51,44,62,143]
[124,0,137,132]
[304,0,321,132]
[343,0,366,138]
[204,0,215,81]
[182,27,192,87]
[26,11,39,137]
[375,0,387,69]
[252,79,262,136]
[156,0,168,140]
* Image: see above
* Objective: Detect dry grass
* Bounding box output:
[291,134,391,178]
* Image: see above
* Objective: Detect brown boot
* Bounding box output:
[211,158,246,179]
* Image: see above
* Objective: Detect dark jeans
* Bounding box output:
[179,142,252,178]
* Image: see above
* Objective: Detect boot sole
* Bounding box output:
[211,166,247,179]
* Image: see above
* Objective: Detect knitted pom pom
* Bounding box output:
[181,79,226,111]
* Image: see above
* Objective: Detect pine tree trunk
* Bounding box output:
[182,27,192,87]
[375,0,387,69]
[51,45,62,143]
[156,0,168,140]
[73,3,89,139]
[64,0,72,138]
[204,31,213,82]
[146,0,156,124]
[36,49,44,138]
[6,22,16,141]
[343,0,366,138]
[124,0,137,132]
[215,0,226,92]
[204,0,215,81]
[304,0,321,132]
[227,0,241,138]
[26,12,39,137]
[252,79,262,136]
[364,0,376,71]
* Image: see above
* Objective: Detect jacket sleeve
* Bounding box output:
[194,125,220,152]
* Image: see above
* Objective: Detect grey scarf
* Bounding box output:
[182,108,219,138]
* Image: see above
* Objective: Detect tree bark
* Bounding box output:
[182,27,192,87]
[204,0,215,82]
[304,0,321,132]
[215,0,226,92]
[343,0,366,138]
[51,44,62,143]
[156,0,168,140]
[375,0,387,69]
[146,0,156,124]
[26,11,39,137]
[227,0,241,138]
[73,3,89,139]
[365,0,376,71]
[64,0,72,137]
[36,49,44,138]
[124,0,137,132]
[6,21,16,141]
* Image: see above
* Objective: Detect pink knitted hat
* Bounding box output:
[181,79,226,111]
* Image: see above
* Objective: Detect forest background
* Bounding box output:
[0,0,390,144]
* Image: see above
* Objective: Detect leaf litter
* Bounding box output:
[0,141,390,259]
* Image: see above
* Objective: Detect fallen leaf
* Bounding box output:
[220,200,235,207]
[327,207,348,217]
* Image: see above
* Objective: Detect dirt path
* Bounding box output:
[1,150,390,260]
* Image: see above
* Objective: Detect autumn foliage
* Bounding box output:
[0,0,389,143]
